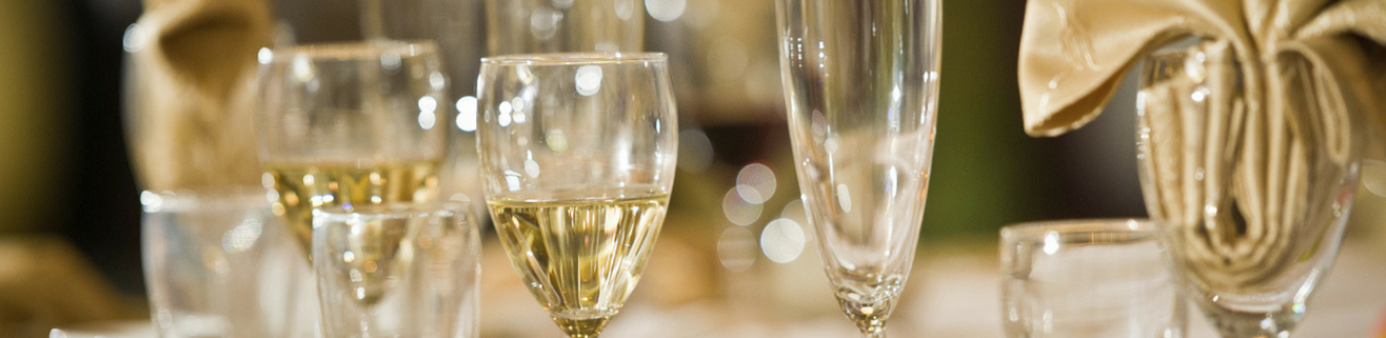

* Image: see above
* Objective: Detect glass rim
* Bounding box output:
[1000,218,1154,240]
[480,52,668,66]
[310,201,473,221]
[259,40,439,63]
[140,187,276,213]
[1145,38,1240,65]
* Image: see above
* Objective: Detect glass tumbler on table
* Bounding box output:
[312,202,481,338]
[254,40,449,257]
[476,53,677,338]
[774,0,943,336]
[1000,219,1186,338]
[141,188,301,338]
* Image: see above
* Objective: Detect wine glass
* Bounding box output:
[1136,40,1362,337]
[254,40,449,256]
[774,1,942,337]
[476,53,677,338]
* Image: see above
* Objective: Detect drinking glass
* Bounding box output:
[1000,219,1186,338]
[312,202,482,338]
[141,188,301,338]
[1136,41,1362,337]
[774,1,942,336]
[476,53,677,338]
[484,0,644,55]
[254,41,449,256]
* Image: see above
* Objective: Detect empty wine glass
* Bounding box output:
[774,1,942,336]
[476,53,677,338]
[1136,40,1362,337]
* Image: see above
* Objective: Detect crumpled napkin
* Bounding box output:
[125,0,272,191]
[1018,0,1386,289]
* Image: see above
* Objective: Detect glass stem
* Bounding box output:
[837,296,896,338]
[861,325,887,338]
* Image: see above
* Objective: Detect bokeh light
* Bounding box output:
[736,163,776,204]
[645,0,687,22]
[717,226,756,271]
[760,218,806,263]
[455,96,477,132]
[676,129,713,172]
[722,188,762,226]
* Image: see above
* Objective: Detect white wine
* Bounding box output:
[265,160,440,253]
[487,194,669,338]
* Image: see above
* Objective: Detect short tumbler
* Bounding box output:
[312,202,481,338]
[141,188,301,338]
[1000,219,1186,338]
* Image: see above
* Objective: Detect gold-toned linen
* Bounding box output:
[126,0,273,191]
[1018,0,1386,289]
[1019,0,1385,139]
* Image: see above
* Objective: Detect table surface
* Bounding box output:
[53,239,1386,338]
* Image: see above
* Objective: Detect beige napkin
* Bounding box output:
[1019,0,1386,289]
[1019,0,1385,140]
[126,0,272,191]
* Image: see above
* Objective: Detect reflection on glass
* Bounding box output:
[477,53,677,338]
[775,1,942,337]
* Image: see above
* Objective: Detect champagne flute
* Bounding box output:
[476,53,677,338]
[254,41,449,256]
[1136,40,1361,337]
[774,1,942,337]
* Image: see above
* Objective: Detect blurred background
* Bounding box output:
[1,0,1383,337]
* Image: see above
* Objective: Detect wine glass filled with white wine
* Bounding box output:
[477,53,677,338]
[254,41,449,257]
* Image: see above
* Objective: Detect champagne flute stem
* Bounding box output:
[838,297,895,338]
[861,326,887,338]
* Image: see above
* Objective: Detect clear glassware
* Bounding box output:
[254,41,449,256]
[484,0,644,55]
[1000,219,1186,338]
[1136,41,1362,337]
[476,53,677,338]
[774,1,942,336]
[141,188,303,338]
[312,202,482,338]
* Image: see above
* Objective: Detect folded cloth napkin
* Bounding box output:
[1019,0,1385,140]
[1019,0,1385,289]
[126,0,272,191]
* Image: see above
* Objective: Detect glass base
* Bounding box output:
[1201,308,1301,338]
[836,296,897,338]
[552,316,610,338]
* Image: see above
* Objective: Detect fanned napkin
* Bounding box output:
[1019,0,1386,289]
[126,0,272,191]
